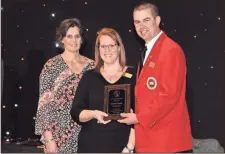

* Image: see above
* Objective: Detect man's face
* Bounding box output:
[133,8,161,42]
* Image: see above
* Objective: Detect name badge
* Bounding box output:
[123,72,133,78]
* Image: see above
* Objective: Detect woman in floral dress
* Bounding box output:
[35,18,94,153]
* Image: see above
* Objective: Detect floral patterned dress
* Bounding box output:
[35,54,95,153]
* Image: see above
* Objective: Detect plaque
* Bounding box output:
[104,84,131,120]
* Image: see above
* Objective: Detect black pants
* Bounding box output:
[176,149,193,153]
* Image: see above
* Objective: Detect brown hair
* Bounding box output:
[94,28,126,71]
[133,1,159,17]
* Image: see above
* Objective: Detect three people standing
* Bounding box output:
[36,1,192,153]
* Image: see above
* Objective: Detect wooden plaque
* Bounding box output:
[104,84,131,120]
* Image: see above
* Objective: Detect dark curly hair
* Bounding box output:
[56,18,85,50]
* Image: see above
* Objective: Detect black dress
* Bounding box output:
[70,67,136,153]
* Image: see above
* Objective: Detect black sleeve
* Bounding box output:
[129,67,137,112]
[70,71,90,125]
[128,67,136,129]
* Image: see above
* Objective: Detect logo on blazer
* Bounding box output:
[149,62,155,68]
[146,77,157,90]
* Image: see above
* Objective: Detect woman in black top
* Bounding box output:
[70,28,135,153]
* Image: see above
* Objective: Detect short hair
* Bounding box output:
[133,1,159,17]
[56,18,85,49]
[94,28,126,71]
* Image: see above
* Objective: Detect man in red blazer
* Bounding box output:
[118,1,193,152]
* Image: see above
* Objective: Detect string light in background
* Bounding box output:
[6,139,10,142]
[4,131,13,143]
[1,1,223,146]
[55,43,59,48]
[51,13,55,17]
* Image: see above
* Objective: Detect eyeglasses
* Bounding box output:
[99,44,117,50]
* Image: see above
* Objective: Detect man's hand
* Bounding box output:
[118,112,138,125]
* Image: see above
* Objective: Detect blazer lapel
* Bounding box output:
[137,32,167,83]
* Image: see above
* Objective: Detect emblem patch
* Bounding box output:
[146,77,157,90]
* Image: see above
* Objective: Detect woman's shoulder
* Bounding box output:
[44,55,62,68]
[41,55,62,74]
[125,66,136,74]
[122,66,137,81]
[81,69,99,83]
[82,56,95,69]
[84,68,98,75]
[82,56,95,64]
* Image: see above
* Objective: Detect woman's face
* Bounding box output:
[99,35,119,65]
[61,26,82,53]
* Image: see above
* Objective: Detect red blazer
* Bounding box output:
[135,32,192,152]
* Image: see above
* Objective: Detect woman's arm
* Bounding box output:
[43,131,57,153]
[71,71,110,124]
[79,110,95,122]
[122,128,135,153]
[79,109,110,124]
[127,128,135,150]
[70,72,90,124]
[35,62,56,136]
[35,62,58,152]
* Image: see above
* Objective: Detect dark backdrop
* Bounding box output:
[1,0,225,148]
